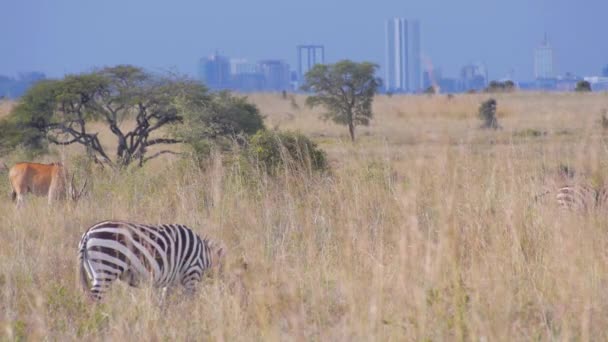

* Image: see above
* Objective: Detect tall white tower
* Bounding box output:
[385,18,408,92]
[534,34,554,79]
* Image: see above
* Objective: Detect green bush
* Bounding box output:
[478,98,501,129]
[0,117,47,156]
[575,80,592,92]
[248,130,327,174]
[176,91,266,161]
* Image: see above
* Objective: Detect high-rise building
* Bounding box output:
[409,20,422,92]
[230,59,264,92]
[460,63,488,91]
[297,45,325,82]
[534,34,554,79]
[198,52,231,90]
[385,18,408,92]
[259,60,290,91]
[385,18,421,93]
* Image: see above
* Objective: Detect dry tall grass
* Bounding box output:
[2,92,608,340]
[0,100,15,119]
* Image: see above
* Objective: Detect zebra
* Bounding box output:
[543,183,608,213]
[78,220,225,301]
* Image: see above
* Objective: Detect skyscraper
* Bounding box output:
[198,52,231,90]
[385,18,408,92]
[534,34,554,79]
[385,18,421,93]
[297,45,325,82]
[259,60,290,91]
[460,63,488,91]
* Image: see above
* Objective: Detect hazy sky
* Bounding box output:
[1,0,606,81]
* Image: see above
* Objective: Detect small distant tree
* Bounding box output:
[478,98,501,129]
[486,80,515,93]
[301,60,381,142]
[575,80,592,92]
[424,86,437,95]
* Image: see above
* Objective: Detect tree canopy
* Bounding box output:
[0,65,265,168]
[575,80,592,92]
[301,60,381,142]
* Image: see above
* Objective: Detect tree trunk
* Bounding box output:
[348,121,355,142]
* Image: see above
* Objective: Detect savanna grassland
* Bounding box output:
[2,92,608,341]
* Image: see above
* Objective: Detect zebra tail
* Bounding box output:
[78,234,91,296]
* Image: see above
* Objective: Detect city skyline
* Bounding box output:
[1,0,606,82]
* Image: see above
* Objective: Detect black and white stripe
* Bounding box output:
[554,183,608,213]
[78,220,224,301]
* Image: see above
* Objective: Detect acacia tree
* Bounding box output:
[302,60,381,142]
[174,90,265,158]
[8,65,207,168]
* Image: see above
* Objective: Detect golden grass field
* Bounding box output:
[1,92,608,340]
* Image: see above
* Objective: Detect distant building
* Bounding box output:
[385,18,408,92]
[534,34,554,80]
[423,67,442,91]
[198,52,231,90]
[460,63,488,91]
[585,76,608,91]
[438,78,460,94]
[230,59,263,92]
[259,60,290,91]
[297,45,325,83]
[423,70,432,90]
[384,18,422,93]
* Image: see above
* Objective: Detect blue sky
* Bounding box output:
[1,0,606,80]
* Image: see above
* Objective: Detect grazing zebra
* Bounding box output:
[552,183,608,213]
[78,220,225,301]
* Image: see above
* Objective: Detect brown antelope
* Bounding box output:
[8,162,87,206]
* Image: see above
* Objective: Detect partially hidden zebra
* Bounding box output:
[78,220,225,301]
[539,183,608,213]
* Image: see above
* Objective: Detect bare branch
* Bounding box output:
[144,138,183,147]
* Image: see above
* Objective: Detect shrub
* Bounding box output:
[247,130,327,174]
[575,80,592,92]
[513,129,547,138]
[0,117,47,156]
[424,86,437,95]
[485,80,515,93]
[176,91,266,161]
[478,98,501,129]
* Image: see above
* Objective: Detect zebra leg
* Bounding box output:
[181,274,201,296]
[88,267,122,301]
[158,286,172,307]
[119,270,141,287]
